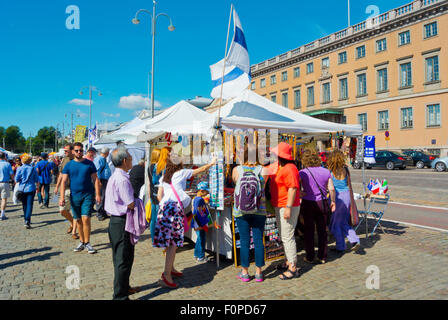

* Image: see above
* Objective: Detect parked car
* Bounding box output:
[353,150,413,170]
[431,156,448,172]
[402,150,437,169]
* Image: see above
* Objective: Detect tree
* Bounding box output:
[0,126,5,148]
[32,126,57,154]
[4,126,26,153]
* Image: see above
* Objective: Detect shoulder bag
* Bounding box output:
[169,183,190,233]
[306,168,332,222]
[345,167,359,226]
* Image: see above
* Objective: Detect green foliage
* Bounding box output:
[1,125,62,155]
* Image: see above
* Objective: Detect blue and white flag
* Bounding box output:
[210,8,250,100]
[88,124,97,144]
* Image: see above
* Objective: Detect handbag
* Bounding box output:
[306,168,332,221]
[345,167,359,226]
[169,183,190,232]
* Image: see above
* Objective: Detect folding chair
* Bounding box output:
[355,194,389,236]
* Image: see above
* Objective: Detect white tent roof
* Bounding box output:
[210,89,362,136]
[95,116,146,145]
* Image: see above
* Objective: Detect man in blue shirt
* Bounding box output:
[36,153,55,209]
[60,142,101,254]
[94,147,111,221]
[0,152,14,220]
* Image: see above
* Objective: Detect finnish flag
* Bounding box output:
[210,8,251,100]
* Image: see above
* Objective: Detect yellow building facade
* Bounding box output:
[251,0,448,156]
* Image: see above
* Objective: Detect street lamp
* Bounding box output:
[132,1,175,118]
[79,85,103,148]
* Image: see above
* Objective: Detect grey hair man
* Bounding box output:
[105,148,141,300]
[94,147,112,221]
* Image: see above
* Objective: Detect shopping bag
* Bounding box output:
[350,200,359,227]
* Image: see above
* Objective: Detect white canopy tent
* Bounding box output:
[209,89,362,136]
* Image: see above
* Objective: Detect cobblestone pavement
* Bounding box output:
[1,198,448,300]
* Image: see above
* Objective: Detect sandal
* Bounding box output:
[279,269,299,280]
[159,273,177,289]
[72,233,79,240]
[67,226,73,234]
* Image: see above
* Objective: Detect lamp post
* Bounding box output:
[79,84,102,148]
[132,1,175,118]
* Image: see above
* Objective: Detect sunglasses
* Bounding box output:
[74,149,83,153]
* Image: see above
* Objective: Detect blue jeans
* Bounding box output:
[194,229,206,259]
[21,191,36,224]
[235,214,267,268]
[37,183,50,206]
[150,203,159,242]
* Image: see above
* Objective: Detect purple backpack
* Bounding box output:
[234,166,262,214]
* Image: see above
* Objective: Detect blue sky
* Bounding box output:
[0,0,407,136]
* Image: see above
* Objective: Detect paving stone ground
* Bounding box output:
[1,196,448,300]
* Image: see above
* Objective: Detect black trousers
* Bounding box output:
[97,179,108,217]
[108,215,135,300]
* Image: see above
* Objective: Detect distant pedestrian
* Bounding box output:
[12,157,22,205]
[94,147,111,221]
[15,154,39,229]
[326,149,360,253]
[55,143,78,239]
[105,148,143,300]
[60,142,101,254]
[299,149,336,265]
[36,152,55,209]
[154,151,215,289]
[0,152,14,220]
[129,159,145,199]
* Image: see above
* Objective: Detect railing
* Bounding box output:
[252,0,445,72]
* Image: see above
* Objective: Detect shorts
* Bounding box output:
[70,192,93,220]
[59,190,71,212]
[0,182,11,199]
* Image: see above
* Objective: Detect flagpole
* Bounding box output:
[216,3,233,129]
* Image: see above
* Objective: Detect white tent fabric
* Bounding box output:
[210,89,362,136]
[95,116,146,145]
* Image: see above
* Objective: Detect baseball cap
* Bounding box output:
[197,181,209,192]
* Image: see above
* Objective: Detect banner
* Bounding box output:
[364,135,376,164]
[74,125,87,143]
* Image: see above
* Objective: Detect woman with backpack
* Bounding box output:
[153,150,216,289]
[232,145,267,282]
[326,149,360,254]
[266,142,301,280]
[299,149,336,265]
[14,154,39,229]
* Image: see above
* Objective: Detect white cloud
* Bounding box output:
[69,99,92,106]
[118,94,162,110]
[101,112,121,118]
[76,109,88,118]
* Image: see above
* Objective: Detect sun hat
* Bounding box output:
[269,142,293,161]
[197,181,209,192]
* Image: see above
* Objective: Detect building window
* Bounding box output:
[338,52,347,64]
[357,73,367,96]
[401,107,413,128]
[260,78,266,88]
[400,62,412,88]
[322,57,330,68]
[339,78,348,100]
[426,104,441,127]
[377,68,388,92]
[271,94,277,103]
[356,45,366,59]
[307,86,314,106]
[399,31,411,46]
[251,81,255,90]
[426,56,439,82]
[424,22,438,39]
[281,71,288,82]
[282,92,288,108]
[306,62,314,74]
[322,83,331,103]
[294,89,301,109]
[294,67,300,78]
[376,38,387,52]
[378,110,389,130]
[358,113,367,131]
[270,75,277,85]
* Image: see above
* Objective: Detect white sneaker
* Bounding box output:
[74,242,85,252]
[85,243,97,254]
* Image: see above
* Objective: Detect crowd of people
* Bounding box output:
[0,140,361,300]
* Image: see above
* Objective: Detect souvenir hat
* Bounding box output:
[269,142,293,161]
[197,181,209,192]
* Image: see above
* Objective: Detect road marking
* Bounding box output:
[388,201,448,211]
[377,217,448,233]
